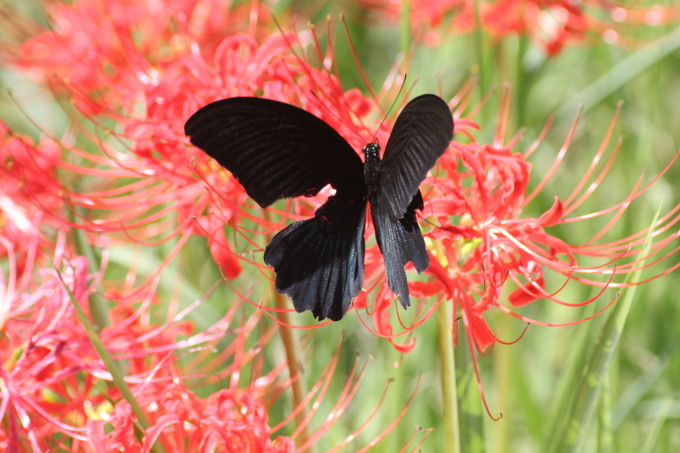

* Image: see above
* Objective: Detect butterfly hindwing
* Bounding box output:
[380,94,454,219]
[264,195,366,321]
[184,97,365,207]
[371,191,428,308]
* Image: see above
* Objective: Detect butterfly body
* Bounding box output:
[362,143,382,196]
[185,94,453,321]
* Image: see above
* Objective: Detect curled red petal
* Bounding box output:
[508,276,546,307]
[537,196,564,227]
[209,234,243,280]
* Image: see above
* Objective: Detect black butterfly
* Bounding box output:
[185,94,453,321]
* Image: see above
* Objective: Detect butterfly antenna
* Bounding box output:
[309,90,366,144]
[370,74,408,145]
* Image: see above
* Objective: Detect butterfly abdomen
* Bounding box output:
[362,143,381,196]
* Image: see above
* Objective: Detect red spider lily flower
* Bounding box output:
[14,0,275,114]
[6,0,292,290]
[359,88,678,368]
[0,233,245,449]
[84,340,417,452]
[1,236,410,451]
[7,1,677,342]
[0,240,105,451]
[475,0,592,55]
[6,0,394,307]
[91,382,296,452]
[0,122,64,275]
[4,4,437,443]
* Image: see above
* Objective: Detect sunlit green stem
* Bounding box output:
[68,208,110,330]
[437,299,460,453]
[57,270,165,453]
[272,290,313,447]
[263,210,313,449]
[547,210,660,453]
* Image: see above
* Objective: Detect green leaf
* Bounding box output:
[557,27,680,118]
[438,300,462,453]
[640,398,673,453]
[546,210,660,453]
[455,333,486,453]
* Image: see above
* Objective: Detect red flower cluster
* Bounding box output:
[2,0,679,443]
[2,1,428,450]
[1,233,405,451]
[98,384,295,452]
[9,0,391,297]
[0,239,264,451]
[0,123,63,275]
[6,0,678,352]
[360,90,678,356]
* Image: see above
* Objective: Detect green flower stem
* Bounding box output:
[640,398,673,453]
[56,269,165,453]
[400,0,411,56]
[263,210,312,449]
[272,289,313,448]
[437,298,461,453]
[68,208,111,330]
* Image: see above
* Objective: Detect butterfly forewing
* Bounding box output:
[184,97,365,208]
[379,94,454,219]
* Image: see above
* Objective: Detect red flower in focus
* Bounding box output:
[359,88,678,365]
[7,1,677,347]
[1,235,404,451]
[9,0,677,334]
[6,0,392,309]
[2,0,676,441]
[3,4,436,444]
